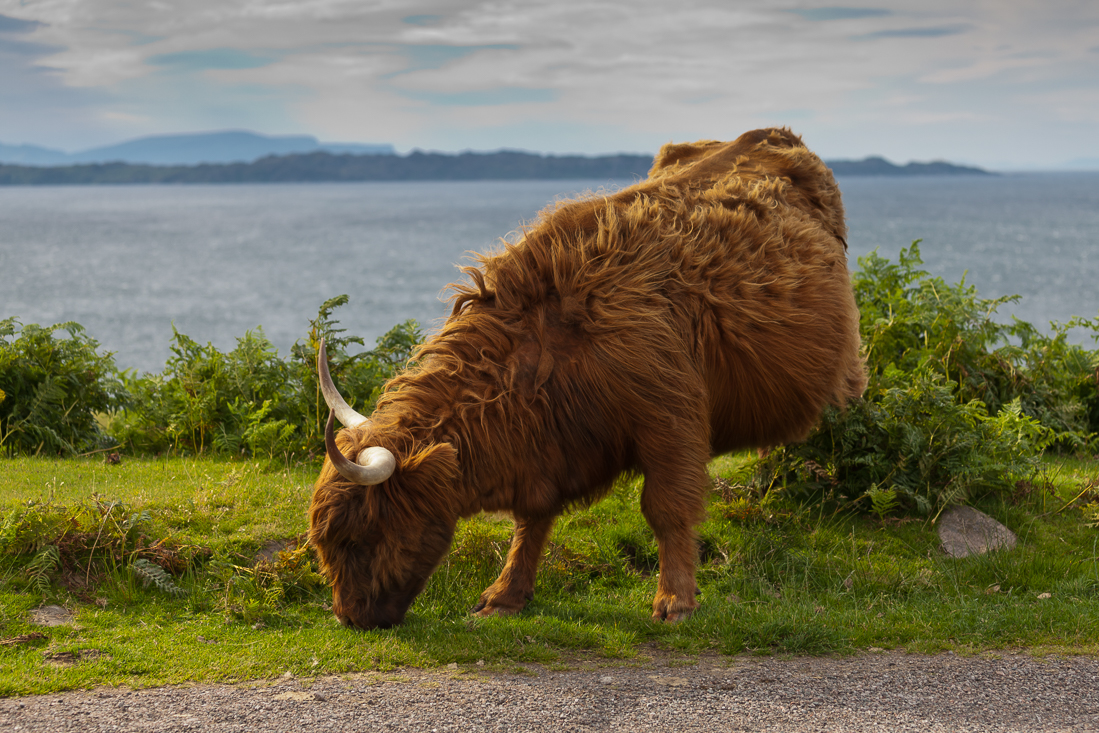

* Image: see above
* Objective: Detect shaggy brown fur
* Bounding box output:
[309,128,866,629]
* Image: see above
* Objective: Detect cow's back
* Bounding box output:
[444,128,865,491]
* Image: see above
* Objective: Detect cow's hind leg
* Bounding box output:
[639,449,709,622]
[472,514,555,617]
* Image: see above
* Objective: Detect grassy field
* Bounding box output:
[1,453,1097,696]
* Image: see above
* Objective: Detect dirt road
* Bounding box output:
[3,651,1097,732]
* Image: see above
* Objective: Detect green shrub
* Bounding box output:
[208,542,327,624]
[0,318,123,456]
[759,364,1053,515]
[0,494,192,595]
[757,243,1098,515]
[109,326,295,455]
[855,242,1099,449]
[1007,317,1099,449]
[109,297,422,458]
[285,294,422,455]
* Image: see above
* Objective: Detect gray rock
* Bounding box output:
[30,605,74,627]
[938,506,1017,558]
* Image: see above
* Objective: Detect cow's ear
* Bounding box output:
[650,140,724,175]
[399,442,459,485]
[390,442,460,517]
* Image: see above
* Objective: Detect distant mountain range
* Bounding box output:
[0,130,998,184]
[826,156,992,177]
[0,150,656,184]
[0,130,394,166]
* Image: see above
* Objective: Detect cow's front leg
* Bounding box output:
[472,514,555,617]
[640,464,708,622]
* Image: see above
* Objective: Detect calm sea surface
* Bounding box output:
[2,173,1097,373]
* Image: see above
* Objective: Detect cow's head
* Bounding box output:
[309,340,459,629]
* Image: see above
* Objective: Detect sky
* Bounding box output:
[1,1,1097,169]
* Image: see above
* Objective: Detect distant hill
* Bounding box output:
[827,156,993,176]
[0,149,995,185]
[0,150,655,184]
[0,142,72,166]
[0,131,394,166]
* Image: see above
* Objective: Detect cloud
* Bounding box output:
[0,11,55,57]
[150,48,278,72]
[398,87,556,106]
[0,0,1097,166]
[402,14,444,27]
[0,10,116,148]
[396,43,520,74]
[788,7,892,22]
[1017,88,1099,123]
[0,12,41,33]
[856,24,973,39]
[0,34,60,58]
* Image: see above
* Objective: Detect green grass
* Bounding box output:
[1,453,1098,696]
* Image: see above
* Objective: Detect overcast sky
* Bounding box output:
[1,1,1097,168]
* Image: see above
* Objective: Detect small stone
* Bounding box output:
[31,605,75,627]
[938,506,1017,558]
[272,691,312,701]
[599,676,613,684]
[648,675,690,687]
[476,659,485,666]
[447,662,458,670]
[1037,592,1052,599]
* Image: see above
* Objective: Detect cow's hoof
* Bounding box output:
[472,605,518,618]
[651,608,696,623]
[651,592,699,622]
[472,586,533,618]
[471,595,528,618]
[471,601,523,618]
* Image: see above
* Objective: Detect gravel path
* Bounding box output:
[3,651,1097,732]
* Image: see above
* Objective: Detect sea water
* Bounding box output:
[2,174,1097,373]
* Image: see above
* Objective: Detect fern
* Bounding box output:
[26,544,61,595]
[866,485,900,520]
[753,243,1088,516]
[761,364,1052,514]
[131,558,187,596]
[0,318,122,456]
[121,510,152,534]
[263,579,285,609]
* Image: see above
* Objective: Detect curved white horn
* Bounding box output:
[317,338,370,429]
[324,411,397,486]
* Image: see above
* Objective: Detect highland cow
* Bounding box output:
[310,128,866,629]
